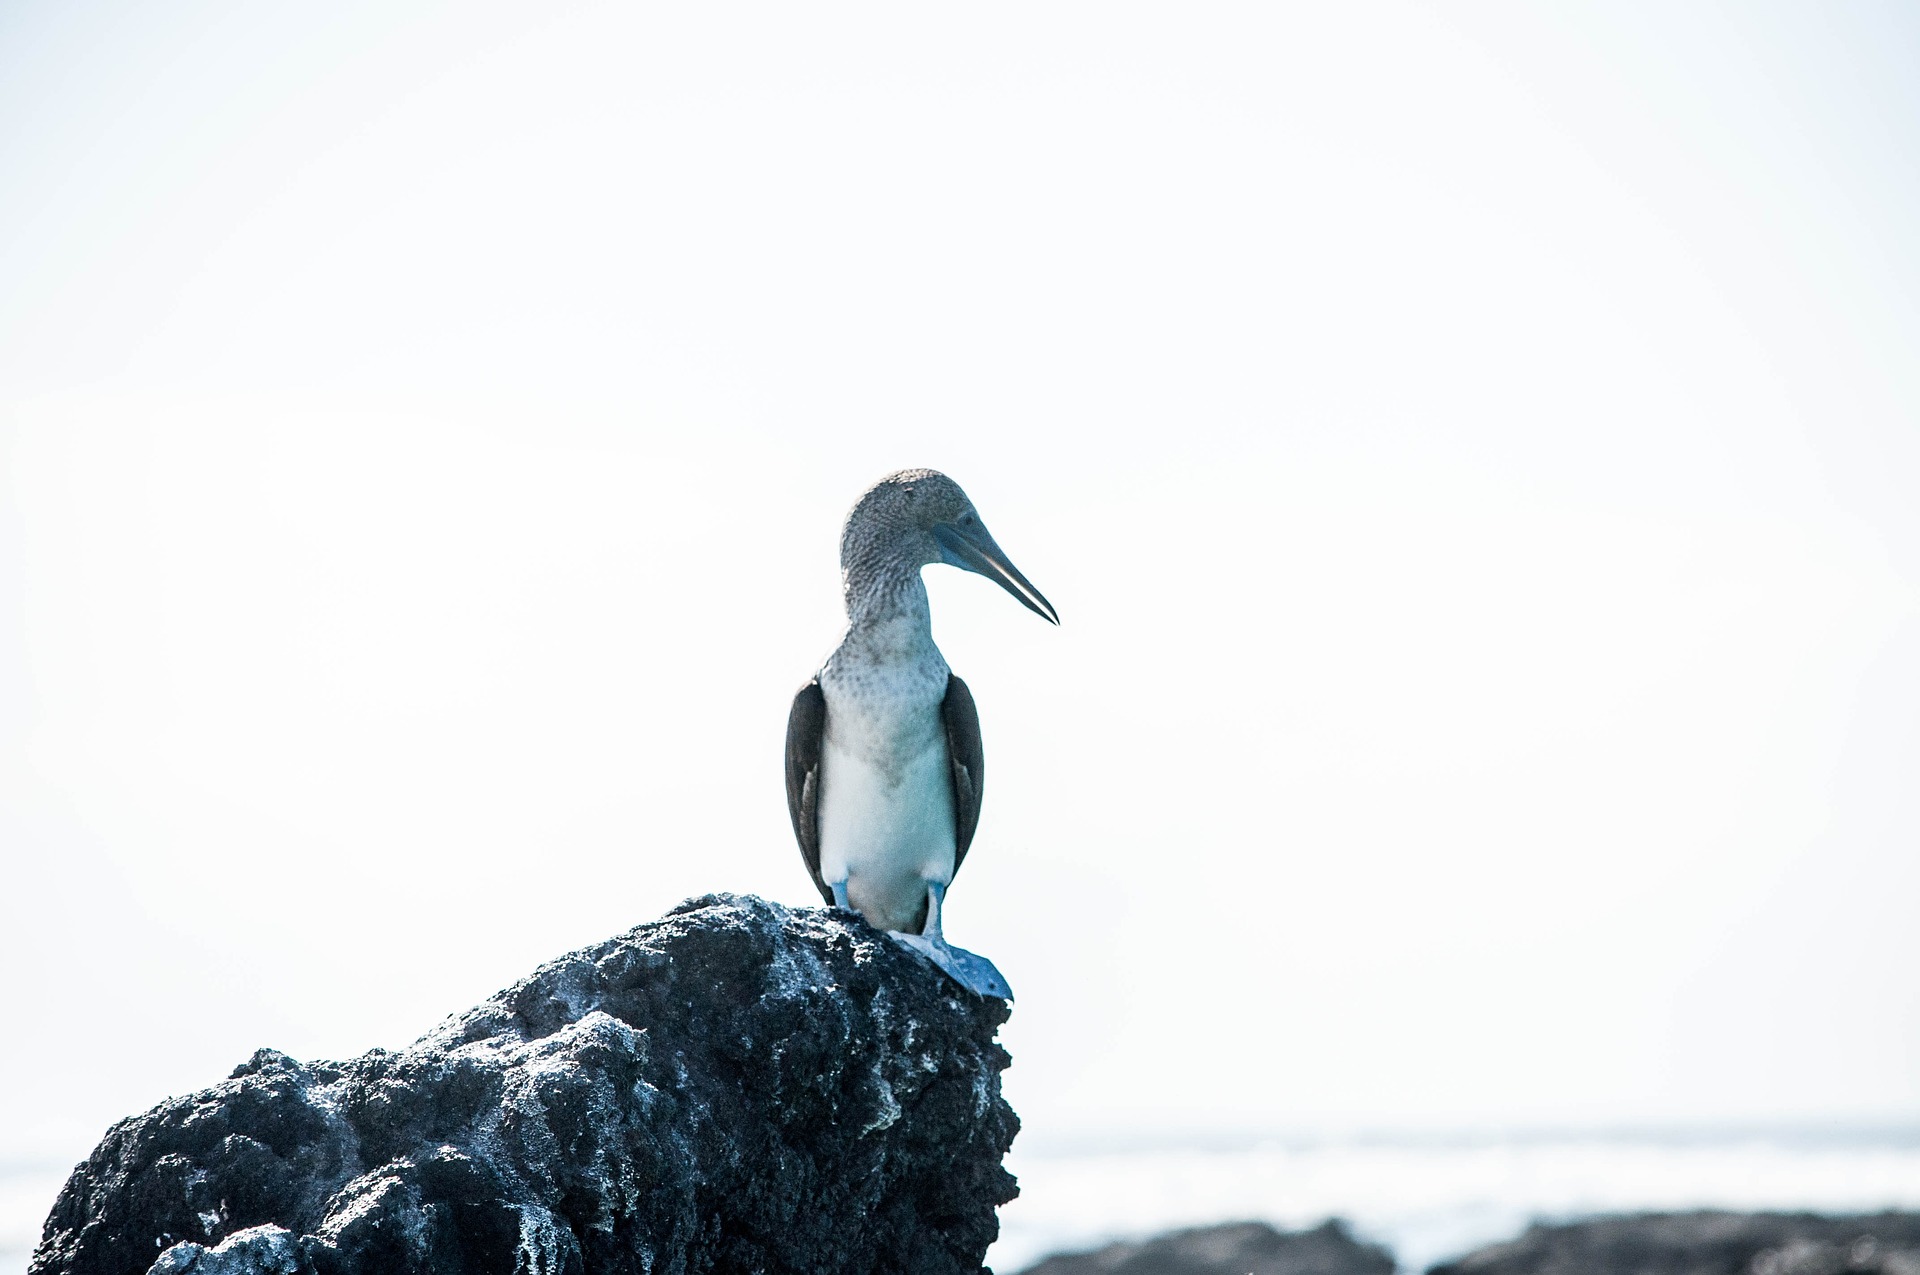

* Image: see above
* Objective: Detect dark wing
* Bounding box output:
[941,673,986,875]
[784,679,833,904]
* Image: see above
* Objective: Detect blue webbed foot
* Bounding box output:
[887,931,1013,1000]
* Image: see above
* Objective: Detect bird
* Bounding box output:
[784,469,1057,998]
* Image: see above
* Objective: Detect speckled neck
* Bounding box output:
[842,556,935,645]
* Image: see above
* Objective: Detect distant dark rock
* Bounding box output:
[1016,1219,1395,1275]
[1429,1212,1920,1275]
[31,894,1019,1275]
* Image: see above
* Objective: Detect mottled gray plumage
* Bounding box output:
[784,469,1055,998]
[837,469,976,622]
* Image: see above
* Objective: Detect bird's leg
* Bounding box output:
[886,879,1012,1000]
[921,880,947,942]
[830,880,852,911]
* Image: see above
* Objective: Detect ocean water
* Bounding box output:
[986,1132,1920,1274]
[10,1134,1920,1274]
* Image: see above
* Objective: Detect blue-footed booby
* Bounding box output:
[785,469,1057,999]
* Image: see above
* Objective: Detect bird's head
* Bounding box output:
[841,468,1059,624]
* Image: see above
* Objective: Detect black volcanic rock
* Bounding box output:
[31,894,1019,1275]
[1429,1212,1920,1275]
[1017,1219,1395,1275]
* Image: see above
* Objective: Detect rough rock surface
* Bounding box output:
[1430,1212,1920,1275]
[31,894,1019,1275]
[1016,1219,1394,1275]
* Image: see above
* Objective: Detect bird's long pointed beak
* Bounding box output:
[933,520,1060,625]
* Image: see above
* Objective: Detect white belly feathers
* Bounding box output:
[816,650,957,935]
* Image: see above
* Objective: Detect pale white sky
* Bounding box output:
[3,0,1919,1176]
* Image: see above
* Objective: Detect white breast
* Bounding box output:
[817,640,957,934]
